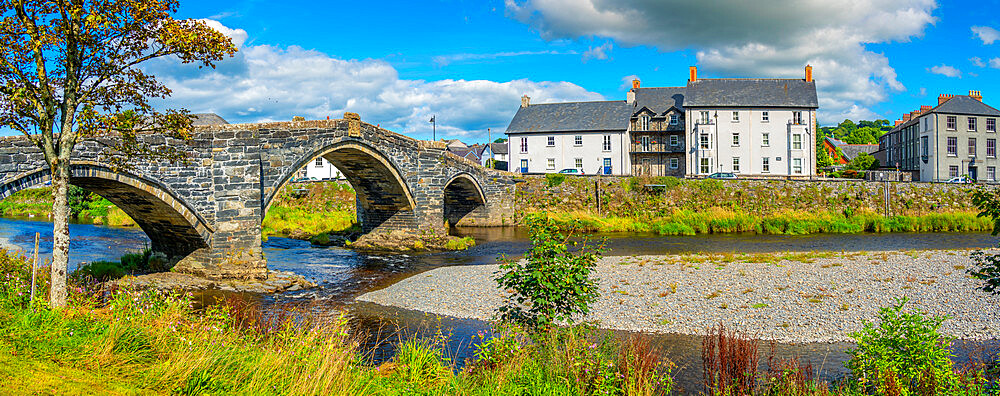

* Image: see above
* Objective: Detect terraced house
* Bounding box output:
[505,66,819,178]
[876,92,1000,182]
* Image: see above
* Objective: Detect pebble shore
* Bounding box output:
[357,250,1000,343]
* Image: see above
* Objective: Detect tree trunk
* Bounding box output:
[48,160,71,308]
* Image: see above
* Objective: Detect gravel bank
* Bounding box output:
[357,250,1000,343]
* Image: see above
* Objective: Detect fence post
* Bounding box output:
[30,232,38,304]
[595,179,602,215]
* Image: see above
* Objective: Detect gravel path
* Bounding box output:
[357,250,1000,343]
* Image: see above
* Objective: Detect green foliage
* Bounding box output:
[846,152,878,171]
[970,186,1000,295]
[846,297,960,395]
[654,176,681,189]
[816,145,834,168]
[393,336,452,387]
[72,249,155,281]
[444,236,476,251]
[545,173,566,188]
[0,251,44,310]
[495,214,603,330]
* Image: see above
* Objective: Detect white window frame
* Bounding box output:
[761,111,769,122]
[947,116,957,131]
[699,133,710,149]
[988,139,996,158]
[969,117,978,132]
[732,132,740,147]
[793,158,802,174]
[989,166,997,181]
[700,111,710,124]
[732,111,740,122]
[762,133,770,147]
[762,157,770,173]
[670,114,679,125]
[670,135,679,146]
[732,157,741,173]
[574,135,583,146]
[639,115,650,131]
[988,118,997,133]
[699,158,711,174]
[546,158,555,170]
[969,137,977,157]
[793,111,803,125]
[792,134,802,150]
[949,165,959,178]
[602,135,612,151]
[947,136,957,156]
[546,136,555,147]
[314,158,324,167]
[574,158,583,169]
[641,136,651,152]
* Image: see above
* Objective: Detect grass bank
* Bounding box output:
[538,207,991,235]
[262,181,359,240]
[0,185,135,227]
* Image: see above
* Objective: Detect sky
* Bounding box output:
[137,0,1000,142]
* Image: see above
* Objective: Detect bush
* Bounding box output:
[495,214,603,329]
[846,297,960,394]
[544,173,566,188]
[654,176,681,189]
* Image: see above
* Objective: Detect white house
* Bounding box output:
[297,157,344,180]
[684,66,819,178]
[505,96,632,175]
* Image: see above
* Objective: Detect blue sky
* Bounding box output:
[144,0,1000,142]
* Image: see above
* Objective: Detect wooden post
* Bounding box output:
[595,179,601,215]
[30,232,38,304]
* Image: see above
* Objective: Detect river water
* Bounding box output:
[3,217,998,393]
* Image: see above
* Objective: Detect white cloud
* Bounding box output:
[432,50,577,66]
[582,42,613,62]
[504,0,937,123]
[929,64,962,78]
[971,57,986,67]
[147,20,603,140]
[972,26,1000,45]
[619,74,639,90]
[990,58,1000,69]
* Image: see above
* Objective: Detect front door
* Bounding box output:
[520,159,528,173]
[642,159,651,176]
[603,158,612,175]
[970,165,978,181]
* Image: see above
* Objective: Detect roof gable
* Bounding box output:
[685,79,818,108]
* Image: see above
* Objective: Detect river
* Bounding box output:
[3,217,998,393]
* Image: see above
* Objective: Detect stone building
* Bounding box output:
[627,81,686,176]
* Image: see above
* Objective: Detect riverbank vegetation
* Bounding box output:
[0,186,135,227]
[262,181,359,240]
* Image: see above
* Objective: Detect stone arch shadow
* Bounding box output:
[265,141,417,233]
[443,172,488,227]
[0,162,212,260]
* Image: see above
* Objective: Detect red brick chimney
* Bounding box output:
[920,105,931,114]
[805,65,813,82]
[895,120,902,127]
[689,66,698,82]
[970,90,983,102]
[632,78,640,89]
[902,113,911,122]
[939,94,954,105]
[521,95,530,108]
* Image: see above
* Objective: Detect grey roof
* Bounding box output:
[824,137,846,146]
[632,87,685,116]
[489,142,508,155]
[929,96,1000,117]
[685,79,818,108]
[839,144,879,161]
[506,101,631,133]
[448,147,480,161]
[190,113,228,126]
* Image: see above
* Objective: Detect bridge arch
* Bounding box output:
[0,162,212,260]
[265,140,417,232]
[443,172,488,227]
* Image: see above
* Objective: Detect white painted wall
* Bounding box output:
[685,108,816,178]
[300,157,344,180]
[507,131,630,175]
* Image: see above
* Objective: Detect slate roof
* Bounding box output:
[825,137,877,161]
[448,147,480,162]
[506,101,632,133]
[190,113,229,126]
[632,87,685,116]
[489,142,508,155]
[928,95,1000,117]
[685,79,818,108]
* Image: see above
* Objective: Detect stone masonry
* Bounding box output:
[0,114,517,279]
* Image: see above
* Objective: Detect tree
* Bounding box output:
[0,0,236,307]
[846,152,878,170]
[816,144,833,168]
[493,137,507,143]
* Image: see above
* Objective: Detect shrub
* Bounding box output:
[654,176,681,189]
[846,297,960,394]
[495,213,603,329]
[702,323,759,396]
[544,173,566,188]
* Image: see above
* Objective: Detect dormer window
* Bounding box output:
[670,114,678,125]
[639,115,650,131]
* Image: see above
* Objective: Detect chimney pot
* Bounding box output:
[970,90,983,102]
[805,64,813,82]
[902,113,911,122]
[938,94,954,105]
[920,105,931,113]
[895,120,902,127]
[632,78,640,89]
[521,95,530,108]
[689,66,698,82]
[292,116,305,122]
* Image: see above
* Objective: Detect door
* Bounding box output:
[603,158,612,175]
[520,159,528,173]
[642,159,651,176]
[969,165,978,181]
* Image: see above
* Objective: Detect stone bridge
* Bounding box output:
[0,113,516,279]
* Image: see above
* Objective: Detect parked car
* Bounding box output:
[707,172,737,180]
[946,176,974,184]
[557,168,585,175]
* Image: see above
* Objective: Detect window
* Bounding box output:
[989,166,997,181]
[732,132,740,146]
[989,139,996,158]
[546,136,555,146]
[546,158,555,170]
[575,158,583,169]
[669,158,679,169]
[923,117,929,132]
[792,134,802,150]
[670,114,679,125]
[947,116,957,130]
[988,118,997,133]
[949,165,959,178]
[641,136,651,152]
[921,136,929,157]
[314,158,324,167]
[762,133,770,146]
[574,135,583,146]
[639,115,650,130]
[969,137,977,156]
[670,135,679,146]
[947,136,957,156]
[700,111,710,124]
[761,111,769,122]
[793,111,803,125]
[520,137,528,153]
[700,158,710,174]
[969,117,978,131]
[732,111,740,122]
[602,135,612,151]
[793,158,803,174]
[732,157,741,173]
[762,157,770,173]
[700,133,710,149]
